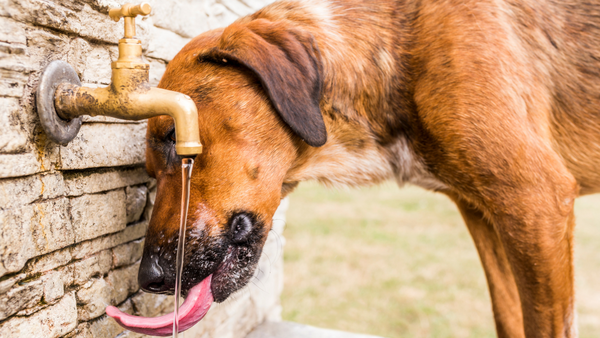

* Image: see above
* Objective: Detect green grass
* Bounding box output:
[280,182,600,338]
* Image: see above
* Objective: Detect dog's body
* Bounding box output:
[139,1,600,337]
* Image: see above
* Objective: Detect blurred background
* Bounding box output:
[280,182,600,338]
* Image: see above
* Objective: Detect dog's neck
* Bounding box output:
[255,0,443,191]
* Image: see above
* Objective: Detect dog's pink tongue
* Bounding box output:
[106,275,213,336]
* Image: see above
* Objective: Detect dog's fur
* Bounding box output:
[142,1,600,337]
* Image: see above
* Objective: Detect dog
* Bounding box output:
[134,0,600,336]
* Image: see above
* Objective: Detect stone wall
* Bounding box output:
[0,0,282,337]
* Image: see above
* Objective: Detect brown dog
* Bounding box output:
[137,0,600,336]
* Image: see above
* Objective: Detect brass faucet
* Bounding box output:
[36,3,202,156]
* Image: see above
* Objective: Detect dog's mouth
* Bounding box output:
[106,244,258,335]
[106,275,214,336]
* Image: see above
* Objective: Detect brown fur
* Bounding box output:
[143,1,600,336]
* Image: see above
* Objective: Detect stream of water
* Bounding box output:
[173,158,194,338]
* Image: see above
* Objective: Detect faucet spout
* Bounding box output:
[36,2,202,156]
[53,82,203,156]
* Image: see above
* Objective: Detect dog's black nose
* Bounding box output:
[138,254,168,293]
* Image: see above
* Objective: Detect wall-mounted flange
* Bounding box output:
[36,60,83,146]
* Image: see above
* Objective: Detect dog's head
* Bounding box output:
[139,18,325,304]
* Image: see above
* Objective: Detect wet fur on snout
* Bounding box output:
[144,1,600,337]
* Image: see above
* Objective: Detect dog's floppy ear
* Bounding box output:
[205,19,326,147]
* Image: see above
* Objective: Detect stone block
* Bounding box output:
[146,25,190,62]
[64,167,150,197]
[112,239,144,268]
[0,64,31,98]
[43,270,65,303]
[76,278,112,320]
[4,0,150,46]
[219,0,254,17]
[148,57,167,87]
[70,189,127,242]
[0,291,77,338]
[206,3,239,30]
[80,45,113,84]
[0,97,28,154]
[0,198,74,277]
[24,247,72,275]
[87,300,133,338]
[0,278,43,321]
[0,153,41,179]
[131,291,173,317]
[66,37,92,79]
[240,0,275,11]
[24,29,71,71]
[71,249,113,286]
[146,0,209,38]
[60,123,146,170]
[0,173,67,209]
[126,185,148,223]
[106,262,140,305]
[70,219,148,260]
[0,273,25,295]
[0,17,27,45]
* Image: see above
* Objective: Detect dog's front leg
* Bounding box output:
[490,187,578,338]
[449,195,525,338]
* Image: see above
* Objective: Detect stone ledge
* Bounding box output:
[246,322,387,338]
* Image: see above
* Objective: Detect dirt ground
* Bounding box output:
[280,182,600,338]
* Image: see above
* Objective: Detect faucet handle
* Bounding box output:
[109,3,152,39]
[109,3,151,21]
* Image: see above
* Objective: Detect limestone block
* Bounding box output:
[126,185,148,223]
[80,45,113,84]
[146,25,191,62]
[87,300,133,338]
[70,219,148,260]
[71,249,113,286]
[70,189,127,242]
[131,291,173,317]
[0,278,43,321]
[242,0,275,10]
[0,98,28,154]
[76,278,112,320]
[112,239,144,268]
[60,123,146,170]
[206,3,239,30]
[146,0,209,38]
[0,273,25,295]
[0,17,27,45]
[0,153,42,179]
[148,57,167,87]
[4,0,150,46]
[0,291,77,338]
[24,247,72,274]
[0,173,66,209]
[219,0,254,17]
[0,174,42,209]
[0,63,31,98]
[63,167,150,197]
[0,197,74,277]
[66,37,93,79]
[24,29,71,70]
[43,270,65,303]
[106,262,140,305]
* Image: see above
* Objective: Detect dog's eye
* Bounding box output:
[166,128,176,143]
[230,213,253,243]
